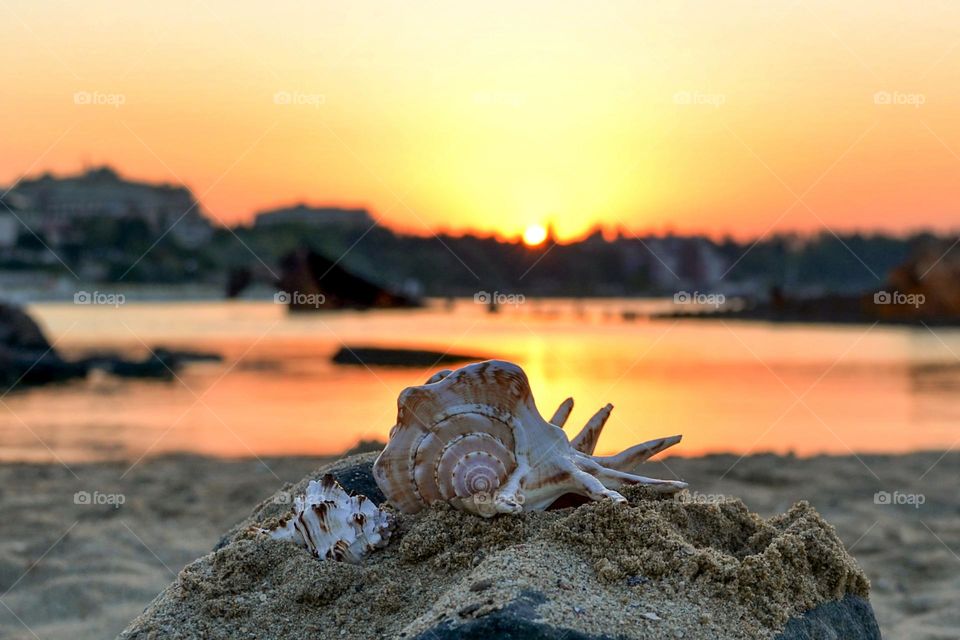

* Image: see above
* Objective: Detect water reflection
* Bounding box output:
[1,300,958,462]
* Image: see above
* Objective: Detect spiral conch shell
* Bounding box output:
[261,474,392,562]
[373,360,687,517]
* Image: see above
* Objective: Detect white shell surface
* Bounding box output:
[262,474,392,562]
[373,360,687,517]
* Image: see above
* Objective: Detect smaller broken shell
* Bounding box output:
[261,474,392,562]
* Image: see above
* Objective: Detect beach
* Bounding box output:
[6,0,960,636]
[0,450,954,639]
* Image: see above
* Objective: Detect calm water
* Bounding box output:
[2,300,959,462]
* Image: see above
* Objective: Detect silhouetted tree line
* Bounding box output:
[3,216,944,296]
[208,224,934,296]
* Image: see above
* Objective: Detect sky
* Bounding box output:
[2,1,960,241]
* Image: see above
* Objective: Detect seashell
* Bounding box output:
[260,474,392,562]
[373,360,687,517]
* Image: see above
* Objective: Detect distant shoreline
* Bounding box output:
[660,308,960,328]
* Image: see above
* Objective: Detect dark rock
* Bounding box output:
[0,302,85,390]
[277,247,422,311]
[0,303,51,351]
[332,346,485,368]
[414,591,619,640]
[150,347,223,364]
[80,348,222,379]
[881,238,960,322]
[80,353,174,379]
[414,591,880,640]
[776,595,881,640]
[329,458,386,505]
[0,301,221,391]
[0,348,87,389]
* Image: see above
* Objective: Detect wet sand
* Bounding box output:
[0,451,956,639]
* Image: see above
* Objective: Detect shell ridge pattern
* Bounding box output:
[432,430,516,498]
[431,403,522,432]
[406,428,432,507]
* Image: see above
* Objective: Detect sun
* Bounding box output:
[522,224,547,247]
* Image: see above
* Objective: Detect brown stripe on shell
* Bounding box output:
[537,470,573,487]
[295,512,316,552]
[312,502,331,532]
[328,539,350,561]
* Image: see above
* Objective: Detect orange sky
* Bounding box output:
[2,1,960,241]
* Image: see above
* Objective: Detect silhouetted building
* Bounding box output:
[631,236,728,289]
[4,166,212,247]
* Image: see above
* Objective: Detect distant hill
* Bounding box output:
[1,166,212,249]
[252,203,375,230]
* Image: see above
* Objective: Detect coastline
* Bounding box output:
[0,451,955,639]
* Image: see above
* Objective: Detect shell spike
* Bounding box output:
[592,434,682,472]
[549,397,574,427]
[570,403,613,454]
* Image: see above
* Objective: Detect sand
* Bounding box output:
[120,452,865,639]
[0,455,331,640]
[0,451,956,639]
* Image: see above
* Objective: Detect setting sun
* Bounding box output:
[523,224,548,247]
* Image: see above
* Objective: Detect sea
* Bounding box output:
[2,298,958,462]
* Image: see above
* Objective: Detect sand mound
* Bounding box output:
[120,454,870,640]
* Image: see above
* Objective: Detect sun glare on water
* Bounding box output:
[523,224,547,247]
